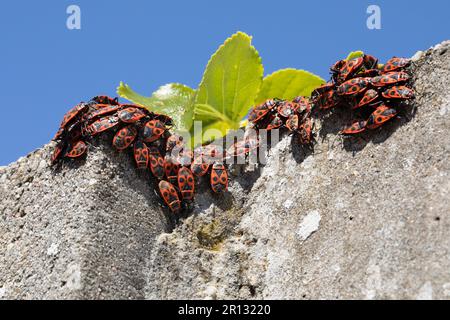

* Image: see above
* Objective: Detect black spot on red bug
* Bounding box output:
[210,163,228,193]
[381,58,410,74]
[59,103,89,130]
[113,125,137,151]
[286,114,299,131]
[51,142,66,164]
[87,105,121,121]
[89,115,120,135]
[366,105,397,129]
[149,151,165,179]
[164,155,180,184]
[142,120,166,143]
[166,134,184,152]
[178,167,195,200]
[92,96,120,105]
[191,156,210,177]
[341,120,367,135]
[159,180,181,213]
[66,141,87,158]
[118,107,146,123]
[133,140,149,169]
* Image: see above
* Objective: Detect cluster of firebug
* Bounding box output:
[311,55,415,135]
[51,96,263,214]
[51,53,416,214]
[248,97,314,145]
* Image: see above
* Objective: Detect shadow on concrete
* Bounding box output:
[316,100,417,155]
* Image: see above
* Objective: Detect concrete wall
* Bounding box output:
[1,41,449,300]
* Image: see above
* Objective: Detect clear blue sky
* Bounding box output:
[0,0,448,165]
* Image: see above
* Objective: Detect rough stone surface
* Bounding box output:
[1,41,449,300]
[0,137,168,299]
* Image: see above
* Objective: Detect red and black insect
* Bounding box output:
[341,120,367,135]
[65,141,87,158]
[337,77,371,96]
[166,134,184,153]
[293,96,311,113]
[248,104,269,123]
[248,99,280,123]
[201,144,225,164]
[159,180,181,213]
[118,107,147,123]
[366,105,397,129]
[317,89,340,110]
[357,69,381,78]
[51,141,65,164]
[142,120,166,143]
[330,60,347,83]
[164,155,181,185]
[54,120,82,142]
[87,115,120,136]
[277,101,298,118]
[298,118,313,145]
[312,82,335,97]
[338,57,364,83]
[113,125,138,151]
[285,114,299,132]
[355,89,379,109]
[133,140,150,169]
[380,57,410,74]
[148,146,165,179]
[266,115,283,130]
[89,102,109,110]
[371,72,410,87]
[330,60,346,75]
[227,137,259,158]
[210,163,228,193]
[177,167,195,201]
[84,104,122,122]
[92,96,119,106]
[363,54,379,70]
[381,86,415,100]
[53,126,66,141]
[57,103,89,134]
[190,156,210,177]
[153,113,174,127]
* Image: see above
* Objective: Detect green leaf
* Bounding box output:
[117,82,195,131]
[345,51,364,61]
[117,82,155,108]
[192,31,263,145]
[193,104,233,123]
[255,69,325,105]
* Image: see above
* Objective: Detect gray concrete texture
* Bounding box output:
[0,41,449,299]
